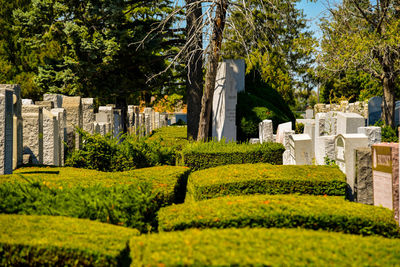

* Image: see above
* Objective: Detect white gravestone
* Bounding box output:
[288,134,313,165]
[282,130,295,165]
[336,112,365,134]
[43,109,59,166]
[0,88,14,174]
[303,121,315,160]
[325,111,338,136]
[51,108,66,166]
[305,109,314,119]
[276,122,292,144]
[144,108,152,135]
[357,126,381,147]
[315,135,335,165]
[259,120,273,143]
[334,134,369,200]
[212,59,245,142]
[22,99,34,105]
[22,105,43,165]
[82,98,95,134]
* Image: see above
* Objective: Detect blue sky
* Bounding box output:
[296,0,330,40]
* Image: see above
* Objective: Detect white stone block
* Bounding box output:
[288,134,313,165]
[259,120,273,143]
[337,112,365,134]
[62,96,82,151]
[358,126,381,147]
[315,135,335,165]
[276,122,292,144]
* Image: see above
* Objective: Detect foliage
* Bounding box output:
[66,129,175,172]
[186,164,347,201]
[0,214,138,266]
[0,166,190,232]
[159,194,400,237]
[179,142,285,170]
[236,71,296,140]
[222,0,316,107]
[148,126,189,151]
[374,120,399,143]
[295,122,304,134]
[130,227,400,266]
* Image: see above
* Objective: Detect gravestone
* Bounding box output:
[249,138,260,144]
[315,135,335,165]
[22,99,34,105]
[62,96,82,151]
[282,130,295,166]
[336,112,365,134]
[395,101,400,127]
[160,113,168,128]
[372,143,399,223]
[315,113,327,137]
[82,98,95,134]
[355,148,373,205]
[44,94,63,108]
[154,112,160,130]
[303,121,315,159]
[276,122,292,144]
[288,134,313,165]
[334,134,369,200]
[305,109,314,119]
[42,109,59,166]
[357,126,381,147]
[144,108,152,135]
[212,59,245,142]
[368,96,382,126]
[127,105,135,131]
[113,109,122,138]
[259,120,273,143]
[0,87,14,174]
[35,101,54,111]
[138,113,145,137]
[51,108,66,166]
[22,105,43,165]
[325,111,338,136]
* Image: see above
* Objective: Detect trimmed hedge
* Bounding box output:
[186,164,347,201]
[179,141,285,170]
[159,194,400,237]
[148,126,189,149]
[130,228,400,266]
[0,166,190,232]
[0,214,138,266]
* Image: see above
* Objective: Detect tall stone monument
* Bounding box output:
[82,98,95,134]
[62,96,82,151]
[22,105,43,165]
[51,108,66,166]
[42,109,59,166]
[212,59,245,142]
[0,87,14,174]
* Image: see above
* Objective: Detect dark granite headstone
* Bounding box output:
[368,96,382,126]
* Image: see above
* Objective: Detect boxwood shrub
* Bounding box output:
[178,141,285,170]
[0,214,138,266]
[0,166,190,232]
[186,164,347,201]
[159,194,400,237]
[129,228,400,266]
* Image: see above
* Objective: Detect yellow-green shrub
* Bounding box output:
[0,214,138,266]
[159,195,400,237]
[186,164,347,201]
[129,228,400,266]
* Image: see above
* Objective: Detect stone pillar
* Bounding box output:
[259,119,273,143]
[355,148,373,205]
[127,105,135,132]
[62,96,82,151]
[22,105,43,165]
[282,130,295,165]
[95,113,112,136]
[358,126,381,147]
[43,94,63,108]
[113,109,122,138]
[303,121,315,161]
[1,85,23,170]
[144,108,152,135]
[99,106,114,133]
[43,109,59,166]
[325,111,338,136]
[160,113,168,128]
[0,87,14,174]
[372,144,399,223]
[51,108,66,166]
[35,101,54,111]
[212,59,245,142]
[154,112,160,130]
[82,98,95,134]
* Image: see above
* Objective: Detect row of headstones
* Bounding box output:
[314,101,368,119]
[254,112,400,224]
[0,84,170,175]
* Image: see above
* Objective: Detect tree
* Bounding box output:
[319,0,400,127]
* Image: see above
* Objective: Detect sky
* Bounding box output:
[296,0,331,40]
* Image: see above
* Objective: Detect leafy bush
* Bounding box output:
[186,164,347,201]
[179,141,285,170]
[374,120,399,142]
[66,129,175,172]
[295,122,304,134]
[129,228,400,266]
[159,194,400,237]
[148,126,189,152]
[0,166,190,232]
[0,214,138,266]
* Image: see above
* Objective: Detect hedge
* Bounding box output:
[148,126,189,150]
[186,164,347,201]
[0,214,138,266]
[178,141,285,170]
[129,228,400,266]
[159,194,400,237]
[0,166,190,232]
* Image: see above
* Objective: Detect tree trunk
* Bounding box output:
[186,0,203,140]
[197,0,228,141]
[381,75,396,128]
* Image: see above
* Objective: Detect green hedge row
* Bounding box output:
[159,194,400,237]
[130,228,400,266]
[186,164,347,201]
[178,141,285,170]
[0,214,138,266]
[0,166,190,232]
